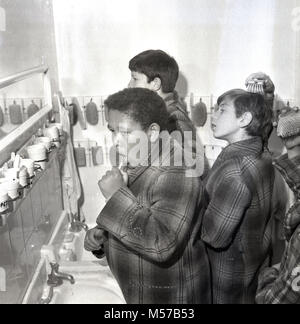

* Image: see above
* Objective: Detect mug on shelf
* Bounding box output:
[44,126,59,141]
[7,179,19,200]
[27,144,47,163]
[20,159,36,178]
[34,136,53,151]
[44,126,61,148]
[49,123,63,136]
[19,167,29,187]
[3,168,19,181]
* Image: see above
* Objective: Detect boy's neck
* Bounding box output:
[158,90,174,100]
[227,132,254,145]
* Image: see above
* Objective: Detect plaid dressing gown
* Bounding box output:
[256,154,300,304]
[165,91,207,178]
[201,137,275,304]
[96,139,211,304]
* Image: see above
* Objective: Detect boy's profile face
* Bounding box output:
[128,71,154,90]
[107,109,150,166]
[212,97,242,143]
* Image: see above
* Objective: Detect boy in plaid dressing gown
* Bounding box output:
[85,88,211,304]
[201,89,276,304]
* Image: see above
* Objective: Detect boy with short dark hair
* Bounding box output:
[85,88,211,304]
[129,49,206,177]
[201,89,275,304]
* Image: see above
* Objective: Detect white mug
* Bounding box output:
[19,168,29,187]
[7,179,19,200]
[44,126,59,141]
[27,144,47,162]
[3,168,19,181]
[34,137,52,151]
[20,159,35,177]
[50,123,63,136]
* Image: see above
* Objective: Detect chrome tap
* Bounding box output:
[71,220,89,232]
[48,263,75,285]
[40,263,75,304]
[69,213,89,232]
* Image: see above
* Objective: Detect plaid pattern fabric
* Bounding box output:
[256,154,300,304]
[274,154,300,200]
[164,91,193,135]
[96,138,211,304]
[201,137,275,304]
[164,91,207,178]
[256,223,300,304]
[277,110,300,138]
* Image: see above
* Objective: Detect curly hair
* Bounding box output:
[129,50,179,93]
[104,88,169,131]
[217,89,273,146]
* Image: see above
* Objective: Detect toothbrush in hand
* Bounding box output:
[98,157,128,201]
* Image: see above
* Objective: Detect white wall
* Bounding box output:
[52,0,300,224]
[53,0,300,101]
[0,0,59,136]
[0,0,59,96]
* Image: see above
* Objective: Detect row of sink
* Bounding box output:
[26,215,126,305]
[40,260,125,304]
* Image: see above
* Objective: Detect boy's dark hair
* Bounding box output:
[129,50,179,93]
[104,88,169,131]
[217,89,273,144]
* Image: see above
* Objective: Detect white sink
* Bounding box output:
[45,261,126,304]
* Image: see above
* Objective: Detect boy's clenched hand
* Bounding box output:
[98,167,127,200]
[84,227,105,252]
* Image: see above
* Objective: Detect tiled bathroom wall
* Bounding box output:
[0,151,63,304]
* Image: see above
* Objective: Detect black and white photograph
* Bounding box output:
[0,0,299,306]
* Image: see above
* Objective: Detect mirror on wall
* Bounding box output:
[0,0,59,142]
[0,73,44,140]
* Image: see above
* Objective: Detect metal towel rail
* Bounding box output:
[0,65,53,165]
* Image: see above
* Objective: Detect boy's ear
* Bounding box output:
[150,77,162,92]
[147,123,161,143]
[239,112,253,128]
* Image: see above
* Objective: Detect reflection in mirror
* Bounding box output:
[0,74,44,140]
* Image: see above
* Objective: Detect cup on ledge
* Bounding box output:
[3,168,19,181]
[49,123,63,136]
[20,159,35,178]
[26,144,47,170]
[44,126,61,148]
[19,167,29,187]
[7,179,20,200]
[34,136,53,151]
[44,126,60,141]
